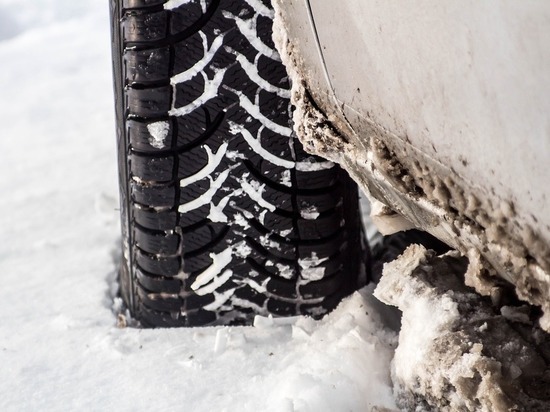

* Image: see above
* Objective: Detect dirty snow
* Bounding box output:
[0,1,398,411]
[375,245,550,411]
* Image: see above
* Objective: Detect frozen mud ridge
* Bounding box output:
[272,3,550,332]
[375,244,550,411]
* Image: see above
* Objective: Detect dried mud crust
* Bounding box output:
[110,0,366,327]
[271,1,550,332]
[375,245,550,412]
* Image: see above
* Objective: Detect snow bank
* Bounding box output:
[109,286,398,412]
[375,245,550,411]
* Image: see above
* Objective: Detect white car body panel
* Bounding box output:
[273,0,550,327]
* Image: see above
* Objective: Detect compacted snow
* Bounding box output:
[0,1,398,411]
[5,2,549,411]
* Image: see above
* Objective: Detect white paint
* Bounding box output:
[190,247,233,291]
[169,69,227,117]
[179,142,228,187]
[146,121,169,149]
[222,11,281,61]
[178,165,235,213]
[299,253,328,269]
[171,32,225,85]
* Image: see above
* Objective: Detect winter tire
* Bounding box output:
[110,0,368,327]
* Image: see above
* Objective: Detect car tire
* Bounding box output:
[110,0,368,327]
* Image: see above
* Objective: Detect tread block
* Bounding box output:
[175,110,212,147]
[295,167,339,189]
[133,206,178,231]
[266,298,295,316]
[127,86,172,117]
[136,249,181,276]
[125,47,170,83]
[173,73,208,108]
[177,204,210,227]
[297,234,346,260]
[295,214,342,241]
[184,253,222,277]
[299,270,345,299]
[180,222,227,255]
[137,286,183,312]
[139,304,217,327]
[169,2,207,36]
[265,277,298,299]
[131,180,175,207]
[233,284,268,308]
[123,10,168,43]
[184,293,217,310]
[131,154,174,181]
[135,225,179,255]
[136,269,182,294]
[128,119,174,152]
[297,191,342,214]
[242,228,298,261]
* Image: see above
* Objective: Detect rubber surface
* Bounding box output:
[110,0,367,327]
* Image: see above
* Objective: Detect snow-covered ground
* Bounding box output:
[0,1,398,410]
